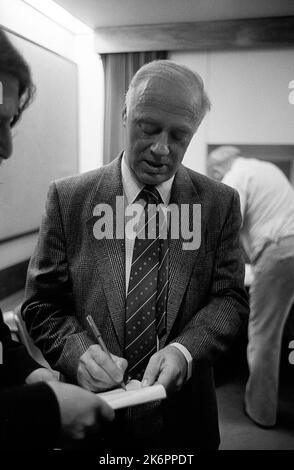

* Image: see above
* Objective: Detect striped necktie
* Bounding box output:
[125,186,169,380]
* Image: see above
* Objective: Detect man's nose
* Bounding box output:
[150,132,169,157]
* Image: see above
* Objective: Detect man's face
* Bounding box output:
[0,72,19,165]
[124,75,200,186]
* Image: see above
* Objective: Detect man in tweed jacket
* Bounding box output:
[23,60,249,451]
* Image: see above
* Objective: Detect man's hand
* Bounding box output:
[77,345,128,392]
[47,381,114,440]
[142,345,187,395]
[25,367,59,384]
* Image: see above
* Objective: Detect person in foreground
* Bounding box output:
[207,145,294,428]
[23,59,249,451]
[0,29,114,450]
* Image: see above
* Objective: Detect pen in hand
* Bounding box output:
[86,315,127,390]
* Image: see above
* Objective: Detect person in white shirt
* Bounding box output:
[207,145,294,427]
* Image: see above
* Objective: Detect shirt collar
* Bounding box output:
[121,153,174,206]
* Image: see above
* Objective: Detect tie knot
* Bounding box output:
[140,186,162,205]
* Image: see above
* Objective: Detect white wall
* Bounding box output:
[76,33,104,174]
[169,51,210,175]
[170,48,294,174]
[0,0,103,270]
[208,49,294,145]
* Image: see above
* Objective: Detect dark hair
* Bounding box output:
[0,29,35,125]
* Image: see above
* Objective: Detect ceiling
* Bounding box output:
[53,0,294,29]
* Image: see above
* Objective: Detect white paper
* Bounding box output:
[97,380,167,410]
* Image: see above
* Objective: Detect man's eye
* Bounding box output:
[140,124,158,135]
[171,132,186,142]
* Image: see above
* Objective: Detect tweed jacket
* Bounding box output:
[23,155,249,450]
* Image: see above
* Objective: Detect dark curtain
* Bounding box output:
[102,51,167,164]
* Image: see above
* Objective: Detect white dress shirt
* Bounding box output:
[121,155,192,380]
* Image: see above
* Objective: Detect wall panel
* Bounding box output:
[0,31,78,242]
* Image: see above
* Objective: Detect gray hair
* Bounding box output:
[125,59,211,127]
[208,146,241,165]
[207,146,241,180]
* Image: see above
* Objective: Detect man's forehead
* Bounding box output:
[130,75,199,125]
[135,71,199,103]
[0,71,19,116]
[136,73,198,98]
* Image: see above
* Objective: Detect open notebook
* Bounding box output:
[97,380,166,410]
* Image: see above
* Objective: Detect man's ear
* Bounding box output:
[122,104,127,126]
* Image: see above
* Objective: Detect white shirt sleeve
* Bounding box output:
[170,342,192,381]
[222,170,247,220]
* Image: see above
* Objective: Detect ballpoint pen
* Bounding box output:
[86,314,127,390]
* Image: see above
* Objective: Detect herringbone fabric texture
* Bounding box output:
[125,186,168,379]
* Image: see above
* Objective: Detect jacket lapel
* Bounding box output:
[86,159,203,350]
[86,156,126,351]
[160,165,202,346]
